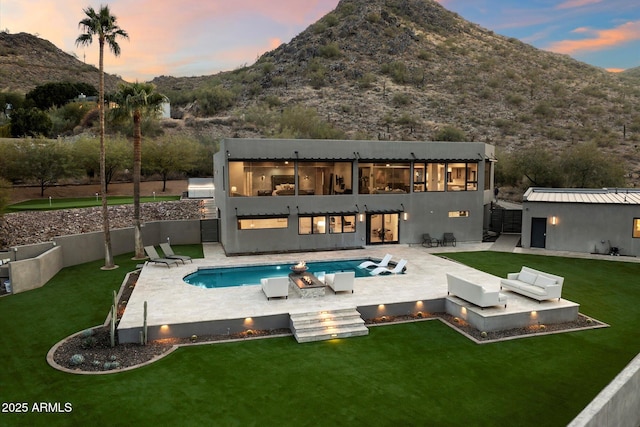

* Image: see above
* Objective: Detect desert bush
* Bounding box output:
[261,62,274,75]
[357,73,377,89]
[319,42,341,59]
[392,92,411,106]
[381,61,408,84]
[277,106,345,140]
[198,86,236,116]
[324,13,339,27]
[505,93,525,106]
[533,101,554,117]
[312,22,327,34]
[417,50,432,61]
[366,12,381,23]
[434,125,466,141]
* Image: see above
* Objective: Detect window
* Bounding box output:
[329,215,356,233]
[634,218,640,238]
[360,162,410,194]
[297,161,353,195]
[448,211,470,218]
[228,161,294,197]
[298,216,327,234]
[238,218,288,230]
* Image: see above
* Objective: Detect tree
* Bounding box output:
[15,139,78,196]
[513,146,563,188]
[76,4,128,270]
[561,142,626,188]
[26,82,97,110]
[144,135,198,191]
[72,136,131,190]
[111,82,167,259]
[9,107,52,137]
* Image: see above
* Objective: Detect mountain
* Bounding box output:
[0,32,124,93]
[150,0,640,185]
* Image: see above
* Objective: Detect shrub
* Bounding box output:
[533,101,554,117]
[357,73,377,89]
[81,337,97,349]
[434,125,466,141]
[505,93,525,106]
[318,42,341,59]
[381,61,408,84]
[69,354,85,366]
[392,92,411,106]
[80,329,94,338]
[366,12,381,23]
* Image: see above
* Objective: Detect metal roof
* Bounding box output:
[524,188,640,205]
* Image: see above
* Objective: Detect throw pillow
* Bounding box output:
[518,270,538,284]
[534,275,557,288]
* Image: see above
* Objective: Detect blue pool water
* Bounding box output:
[184,259,372,289]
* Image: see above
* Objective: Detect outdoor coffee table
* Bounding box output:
[288,271,326,298]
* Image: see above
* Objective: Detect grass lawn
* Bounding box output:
[5,195,181,212]
[0,250,638,426]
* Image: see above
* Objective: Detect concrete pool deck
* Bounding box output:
[117,242,583,343]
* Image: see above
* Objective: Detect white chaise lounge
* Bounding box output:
[370,259,407,275]
[500,266,564,302]
[447,273,507,308]
[325,271,355,294]
[261,277,289,300]
[358,254,392,269]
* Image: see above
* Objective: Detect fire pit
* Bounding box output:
[290,261,308,273]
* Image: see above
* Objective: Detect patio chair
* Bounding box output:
[422,234,439,247]
[357,254,393,269]
[325,271,355,294]
[144,246,181,268]
[261,277,289,300]
[160,242,192,264]
[442,233,457,247]
[370,259,407,276]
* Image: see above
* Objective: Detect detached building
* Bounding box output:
[521,188,640,257]
[213,138,496,255]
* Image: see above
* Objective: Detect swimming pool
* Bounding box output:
[184,259,372,289]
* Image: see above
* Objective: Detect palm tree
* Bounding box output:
[76,5,128,270]
[111,82,167,259]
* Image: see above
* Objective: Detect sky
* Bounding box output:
[1,0,639,82]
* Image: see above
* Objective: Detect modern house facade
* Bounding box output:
[213,138,496,255]
[521,187,640,257]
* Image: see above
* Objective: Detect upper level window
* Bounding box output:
[359,162,410,194]
[229,160,352,196]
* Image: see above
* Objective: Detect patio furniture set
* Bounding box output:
[422,233,457,248]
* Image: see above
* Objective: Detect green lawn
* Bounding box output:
[6,195,181,212]
[0,250,638,426]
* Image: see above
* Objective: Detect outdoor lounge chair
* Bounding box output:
[442,233,457,247]
[357,254,393,269]
[422,234,439,247]
[160,243,192,264]
[325,271,355,293]
[144,246,181,268]
[261,277,289,300]
[370,259,407,275]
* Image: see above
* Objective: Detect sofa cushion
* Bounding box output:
[534,274,556,289]
[518,270,538,285]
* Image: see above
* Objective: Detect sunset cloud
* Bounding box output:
[547,20,640,54]
[555,0,603,10]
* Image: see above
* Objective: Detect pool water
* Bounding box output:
[184,259,372,289]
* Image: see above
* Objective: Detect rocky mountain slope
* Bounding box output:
[0,32,124,93]
[2,0,639,184]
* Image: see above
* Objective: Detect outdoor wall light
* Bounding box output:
[551,216,558,226]
[358,213,364,222]
[403,212,409,221]
[530,311,538,319]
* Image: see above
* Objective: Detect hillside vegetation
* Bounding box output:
[2,0,640,186]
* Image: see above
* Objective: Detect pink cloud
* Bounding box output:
[606,68,625,73]
[556,0,603,10]
[547,21,640,54]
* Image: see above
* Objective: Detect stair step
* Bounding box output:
[289,307,369,343]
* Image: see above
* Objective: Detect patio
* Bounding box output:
[117,243,580,343]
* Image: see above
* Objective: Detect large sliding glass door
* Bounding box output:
[367,213,400,244]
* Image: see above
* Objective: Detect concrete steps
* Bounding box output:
[200,199,217,219]
[290,308,369,343]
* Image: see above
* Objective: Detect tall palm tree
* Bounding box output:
[76,5,128,270]
[111,82,167,259]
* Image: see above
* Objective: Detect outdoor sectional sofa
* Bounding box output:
[446,273,507,308]
[500,266,564,302]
